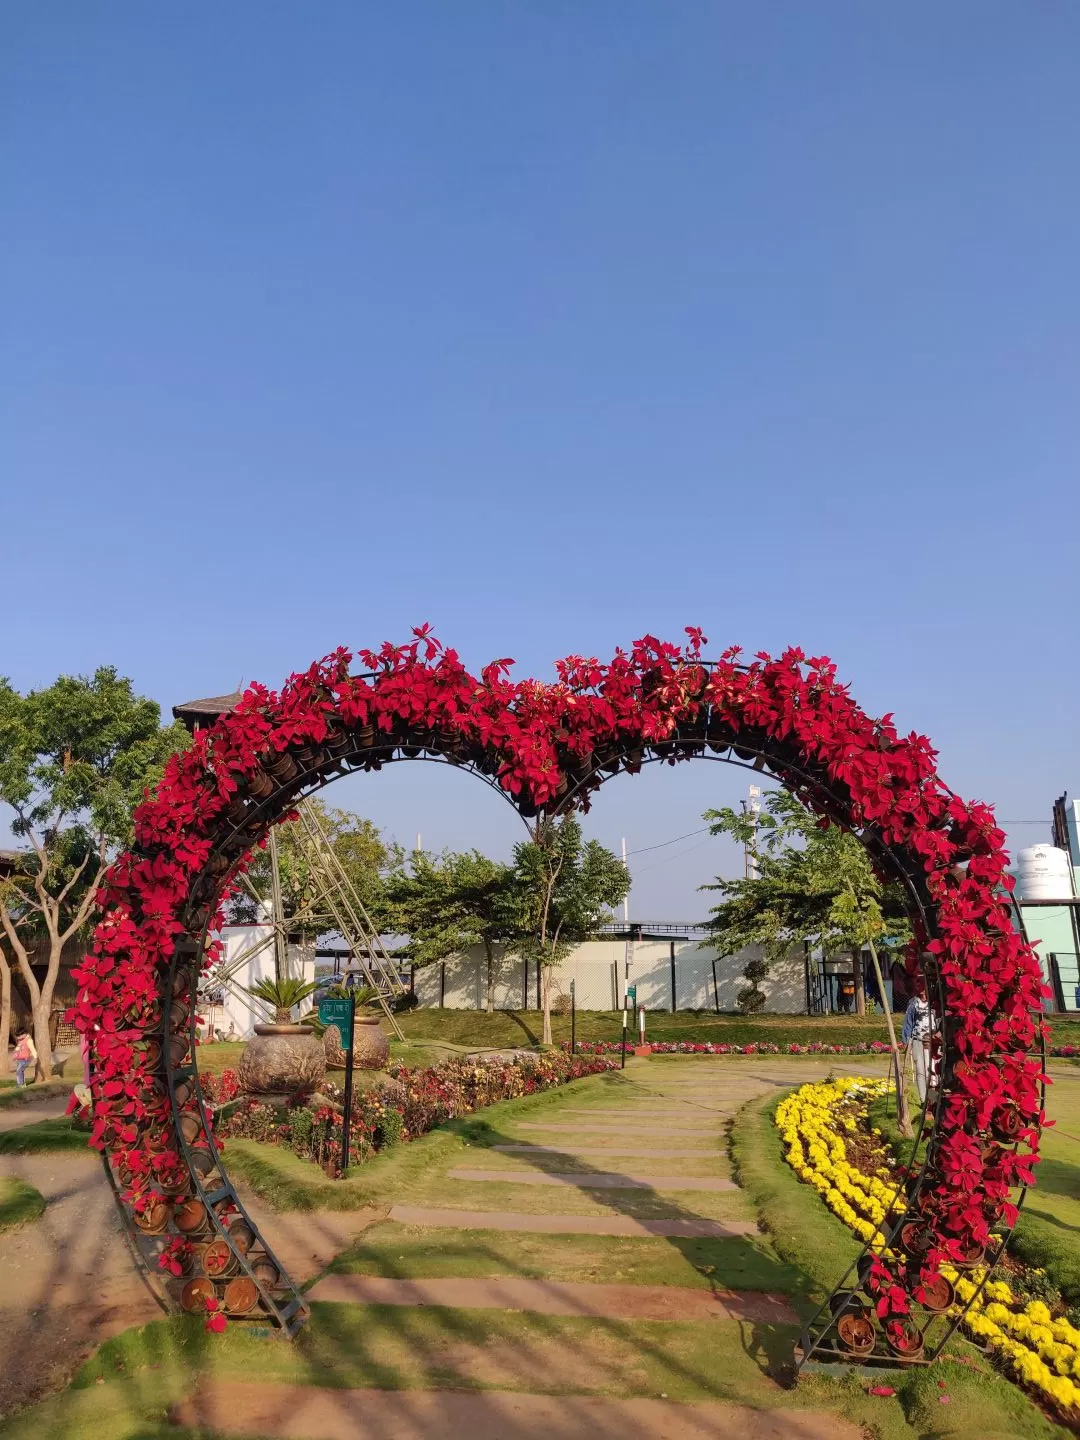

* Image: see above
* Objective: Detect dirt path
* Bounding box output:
[0,1099,71,1132]
[171,1381,864,1440]
[0,1149,161,1416]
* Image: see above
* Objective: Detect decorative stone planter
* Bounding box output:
[238,1024,326,1095]
[324,1014,390,1071]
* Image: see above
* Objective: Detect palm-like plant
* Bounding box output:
[245,975,318,1024]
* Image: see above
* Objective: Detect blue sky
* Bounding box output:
[3,4,1078,916]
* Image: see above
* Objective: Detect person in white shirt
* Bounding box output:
[902,978,936,1103]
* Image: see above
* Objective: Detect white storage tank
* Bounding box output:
[1016,845,1074,901]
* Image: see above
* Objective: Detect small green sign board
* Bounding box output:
[627,984,637,1002]
[319,997,353,1048]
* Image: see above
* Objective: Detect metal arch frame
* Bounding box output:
[102,662,1037,1355]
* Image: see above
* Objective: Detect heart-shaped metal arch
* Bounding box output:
[78,637,1046,1361]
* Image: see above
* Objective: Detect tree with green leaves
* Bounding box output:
[700,789,911,1015]
[0,669,189,1077]
[225,800,390,939]
[512,816,630,1045]
[385,849,518,1013]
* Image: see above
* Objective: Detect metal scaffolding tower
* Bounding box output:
[199,799,406,1040]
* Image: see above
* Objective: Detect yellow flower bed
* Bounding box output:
[776,1077,1080,1419]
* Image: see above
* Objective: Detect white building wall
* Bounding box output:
[199,924,317,1039]
[413,939,807,1014]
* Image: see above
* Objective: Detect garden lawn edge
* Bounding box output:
[0,1116,90,1156]
[730,1090,1067,1440]
[0,1176,47,1233]
[0,1080,73,1111]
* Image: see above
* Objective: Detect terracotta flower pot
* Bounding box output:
[886,1321,925,1359]
[918,1272,955,1314]
[238,1024,326,1095]
[837,1311,876,1355]
[951,1237,985,1269]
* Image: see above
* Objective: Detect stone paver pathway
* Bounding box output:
[171,1381,865,1440]
[386,1203,756,1237]
[492,1144,720,1158]
[449,1167,737,1191]
[517,1119,721,1134]
[309,1274,798,1323]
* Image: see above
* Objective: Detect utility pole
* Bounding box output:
[268,828,289,982]
[622,837,633,1007]
[742,785,762,880]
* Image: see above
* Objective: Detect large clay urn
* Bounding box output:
[324,1013,390,1071]
[238,1023,326,1096]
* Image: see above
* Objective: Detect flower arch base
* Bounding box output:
[76,632,1048,1352]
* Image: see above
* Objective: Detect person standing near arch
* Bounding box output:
[902,974,936,1104]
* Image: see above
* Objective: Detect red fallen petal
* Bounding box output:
[868,1386,896,1398]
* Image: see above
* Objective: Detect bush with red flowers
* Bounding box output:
[217,1051,617,1176]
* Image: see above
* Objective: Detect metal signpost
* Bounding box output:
[570,979,576,1055]
[319,994,356,1174]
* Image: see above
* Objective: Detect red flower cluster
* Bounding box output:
[73,628,1047,1331]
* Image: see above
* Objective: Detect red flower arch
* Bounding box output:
[75,630,1047,1356]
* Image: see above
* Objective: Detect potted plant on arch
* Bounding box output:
[237,976,326,1095]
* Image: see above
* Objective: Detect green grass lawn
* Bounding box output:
[0,1176,46,1233]
[325,1222,800,1293]
[0,1078,73,1110]
[0,1116,90,1157]
[393,1007,1080,1053]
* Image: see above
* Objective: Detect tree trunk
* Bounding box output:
[541,964,553,1047]
[484,939,495,1015]
[32,946,60,1080]
[32,1005,54,1079]
[0,950,11,1076]
[865,936,913,1139]
[853,949,866,1016]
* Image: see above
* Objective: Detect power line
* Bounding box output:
[632,837,715,876]
[623,818,1048,866]
[627,825,711,856]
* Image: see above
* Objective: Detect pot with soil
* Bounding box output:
[885,1321,925,1360]
[917,1271,955,1314]
[836,1309,877,1356]
[238,977,326,1096]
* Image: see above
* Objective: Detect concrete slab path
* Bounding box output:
[449,1168,737,1191]
[387,1204,757,1238]
[308,1273,798,1324]
[491,1144,716,1158]
[170,1382,864,1440]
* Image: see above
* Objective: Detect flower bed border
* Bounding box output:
[776,1077,1079,1420]
[569,1040,1075,1059]
[73,629,1048,1348]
